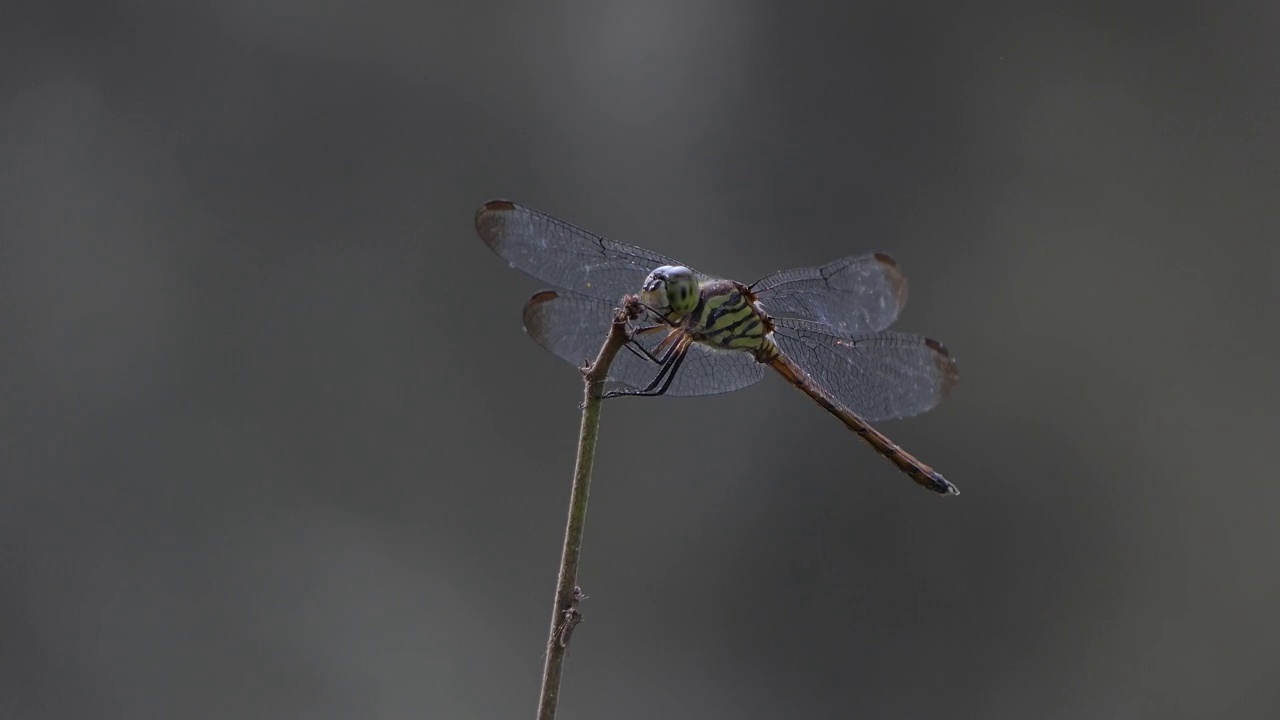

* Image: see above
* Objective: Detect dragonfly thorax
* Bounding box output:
[640,265,700,319]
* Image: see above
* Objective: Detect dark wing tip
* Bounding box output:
[872,252,909,310]
[872,251,899,268]
[924,337,960,398]
[475,199,518,237]
[522,290,561,339]
[527,289,561,305]
[479,198,516,214]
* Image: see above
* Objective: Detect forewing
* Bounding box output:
[771,318,958,421]
[753,252,908,335]
[522,290,765,397]
[476,200,696,305]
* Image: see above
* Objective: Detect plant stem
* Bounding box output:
[535,298,639,720]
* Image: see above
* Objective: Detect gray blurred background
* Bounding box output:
[3,1,1278,718]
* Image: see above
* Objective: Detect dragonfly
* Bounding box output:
[475,199,960,495]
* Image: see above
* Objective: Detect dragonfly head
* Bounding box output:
[641,265,699,318]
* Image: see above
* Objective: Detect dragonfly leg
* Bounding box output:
[603,335,691,399]
[622,341,656,364]
[622,325,681,365]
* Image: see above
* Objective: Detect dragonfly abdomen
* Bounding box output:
[766,354,959,495]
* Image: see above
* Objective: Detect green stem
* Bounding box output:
[535,298,638,720]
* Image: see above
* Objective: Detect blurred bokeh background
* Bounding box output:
[4,1,1278,718]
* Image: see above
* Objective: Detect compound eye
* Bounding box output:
[660,266,698,314]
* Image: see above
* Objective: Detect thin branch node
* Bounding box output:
[557,607,583,648]
[534,294,641,720]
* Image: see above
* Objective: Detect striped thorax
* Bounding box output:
[640,266,781,363]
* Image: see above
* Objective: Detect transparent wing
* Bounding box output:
[771,318,958,421]
[476,200,702,305]
[752,252,909,335]
[522,290,765,397]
